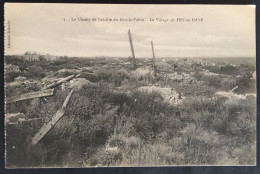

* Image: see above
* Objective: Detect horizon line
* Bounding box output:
[4,53,256,59]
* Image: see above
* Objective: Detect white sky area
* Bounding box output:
[5,4,256,58]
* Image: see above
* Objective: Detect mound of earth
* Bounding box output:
[138,86,183,105]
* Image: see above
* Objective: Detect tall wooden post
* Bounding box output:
[128,29,137,68]
[151,41,156,68]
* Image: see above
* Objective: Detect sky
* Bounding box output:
[5,4,256,58]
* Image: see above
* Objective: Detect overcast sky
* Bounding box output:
[5,4,255,58]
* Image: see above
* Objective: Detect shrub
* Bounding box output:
[23,70,46,79]
[5,56,25,67]
[5,72,20,82]
[200,74,221,88]
[95,68,130,87]
[204,65,240,76]
[80,72,99,82]
[220,78,237,91]
[235,71,256,94]
[181,96,225,114]
[54,70,74,78]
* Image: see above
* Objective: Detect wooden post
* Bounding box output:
[31,89,74,145]
[128,29,137,68]
[151,41,156,68]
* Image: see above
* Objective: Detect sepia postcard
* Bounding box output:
[4,3,256,168]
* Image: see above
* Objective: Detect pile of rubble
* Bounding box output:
[138,85,183,105]
[167,72,195,83]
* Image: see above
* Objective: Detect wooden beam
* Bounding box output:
[43,74,77,89]
[20,118,44,122]
[32,89,74,145]
[6,89,54,103]
[128,29,137,68]
[151,41,156,68]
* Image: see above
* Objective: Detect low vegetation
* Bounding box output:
[5,55,256,167]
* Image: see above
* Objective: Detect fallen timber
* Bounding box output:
[43,74,81,89]
[6,89,55,104]
[32,89,74,145]
[6,74,80,103]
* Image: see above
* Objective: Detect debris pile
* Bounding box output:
[167,72,195,83]
[138,85,183,105]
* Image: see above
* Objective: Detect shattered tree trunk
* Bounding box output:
[32,89,74,145]
[6,89,54,103]
[128,29,137,68]
[151,41,156,69]
[43,74,80,89]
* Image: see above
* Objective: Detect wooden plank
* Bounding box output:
[151,41,156,68]
[6,89,54,103]
[32,89,74,145]
[128,29,137,68]
[20,117,44,122]
[43,74,76,89]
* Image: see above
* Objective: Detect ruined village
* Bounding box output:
[5,30,256,167]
